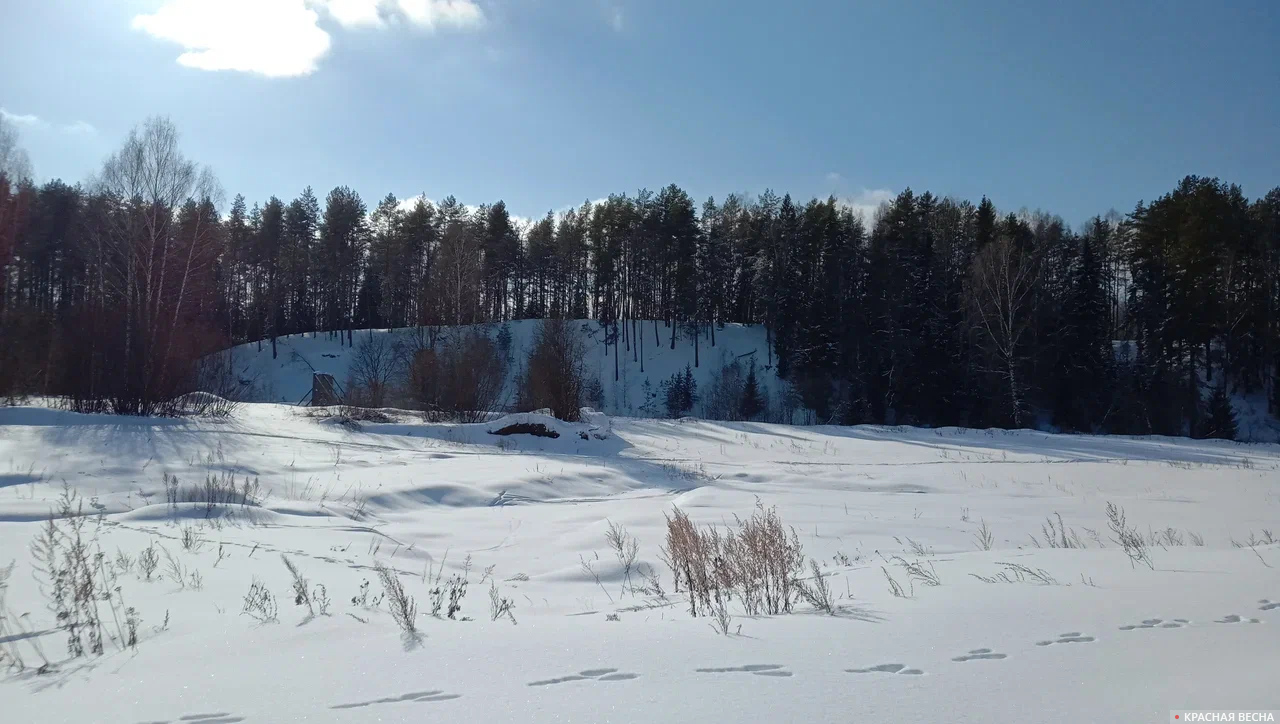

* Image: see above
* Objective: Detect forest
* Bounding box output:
[1,116,1277,438]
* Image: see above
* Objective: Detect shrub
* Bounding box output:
[699,355,744,421]
[345,334,402,408]
[188,351,249,417]
[659,501,804,618]
[518,319,586,422]
[409,329,509,422]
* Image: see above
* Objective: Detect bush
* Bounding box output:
[345,334,402,409]
[699,355,744,421]
[408,329,508,422]
[188,350,250,417]
[518,319,586,422]
[660,501,804,618]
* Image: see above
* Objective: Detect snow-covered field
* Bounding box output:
[2,403,1279,723]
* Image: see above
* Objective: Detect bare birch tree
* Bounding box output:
[93,116,221,414]
[0,115,33,183]
[967,234,1041,426]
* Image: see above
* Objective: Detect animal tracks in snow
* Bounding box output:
[329,690,462,709]
[527,668,641,686]
[1035,632,1096,646]
[136,600,1278,716]
[952,648,1007,662]
[137,714,246,724]
[696,664,794,677]
[846,663,925,676]
[1119,618,1189,630]
[1215,614,1261,624]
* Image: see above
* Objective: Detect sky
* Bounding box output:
[1,0,1277,225]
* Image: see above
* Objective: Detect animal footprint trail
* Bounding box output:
[137,713,246,724]
[952,648,1007,662]
[330,690,462,709]
[1036,632,1096,646]
[1215,614,1261,624]
[695,664,794,678]
[527,668,641,687]
[1119,618,1189,630]
[846,663,925,676]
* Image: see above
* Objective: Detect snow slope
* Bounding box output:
[1,404,1278,723]
[222,320,785,418]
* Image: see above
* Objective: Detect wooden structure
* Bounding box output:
[310,373,341,406]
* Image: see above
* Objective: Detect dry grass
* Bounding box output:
[660,501,804,618]
[375,562,418,635]
[1105,502,1153,570]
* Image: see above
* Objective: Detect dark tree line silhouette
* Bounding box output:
[1,116,1276,437]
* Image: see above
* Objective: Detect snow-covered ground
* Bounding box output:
[1,403,1278,723]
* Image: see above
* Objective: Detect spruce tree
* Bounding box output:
[740,364,764,420]
[1203,382,1238,440]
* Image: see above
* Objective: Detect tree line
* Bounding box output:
[1,116,1276,437]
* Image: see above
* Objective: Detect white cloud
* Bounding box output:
[62,121,98,136]
[838,188,895,229]
[0,109,42,127]
[1,109,98,137]
[133,0,332,77]
[393,0,485,30]
[824,171,843,185]
[319,0,386,27]
[309,0,484,30]
[133,0,485,77]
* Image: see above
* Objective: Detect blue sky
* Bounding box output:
[2,0,1277,224]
